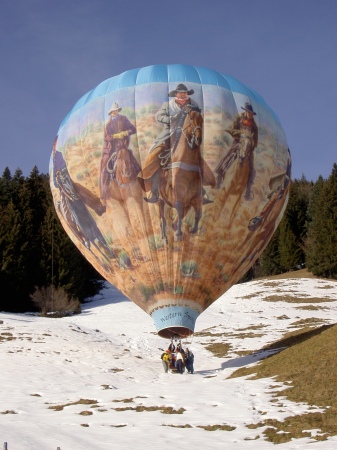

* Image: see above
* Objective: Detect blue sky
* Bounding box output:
[0,0,336,181]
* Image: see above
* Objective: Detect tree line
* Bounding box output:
[257,163,337,279]
[1,163,337,313]
[0,166,104,312]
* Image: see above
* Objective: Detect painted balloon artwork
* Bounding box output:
[50,64,291,338]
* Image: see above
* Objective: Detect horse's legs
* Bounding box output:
[244,154,255,200]
[159,199,168,244]
[173,200,183,240]
[190,205,202,234]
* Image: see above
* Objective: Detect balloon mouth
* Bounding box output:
[150,304,200,339]
[158,326,194,339]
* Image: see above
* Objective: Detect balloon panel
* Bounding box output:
[50,65,290,338]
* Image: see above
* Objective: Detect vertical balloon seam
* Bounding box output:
[79,94,98,222]
[183,66,204,310]
[103,81,137,297]
[207,71,241,302]
[137,79,165,310]
[184,67,206,310]
[115,87,145,294]
[214,79,257,297]
[101,86,122,278]
[177,66,208,315]
[100,79,122,276]
[217,87,262,292]
[128,83,156,301]
[224,93,262,281]
[164,68,177,310]
[207,78,238,304]
[225,92,288,290]
[199,78,238,301]
[141,78,172,311]
[166,65,181,310]
[182,64,205,311]
[135,78,173,314]
[197,80,226,309]
[131,81,162,306]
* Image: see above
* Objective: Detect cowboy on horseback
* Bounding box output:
[215,102,258,199]
[99,102,139,208]
[138,84,215,204]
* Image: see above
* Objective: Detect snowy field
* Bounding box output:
[1,276,337,450]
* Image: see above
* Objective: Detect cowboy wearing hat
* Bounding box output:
[138,84,215,204]
[99,102,138,207]
[215,101,258,199]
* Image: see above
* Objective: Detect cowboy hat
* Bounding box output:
[169,83,194,97]
[108,102,122,114]
[241,102,256,115]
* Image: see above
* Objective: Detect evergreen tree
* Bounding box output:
[282,176,312,266]
[258,226,282,276]
[0,167,13,206]
[306,165,337,278]
[278,214,302,270]
[0,166,104,312]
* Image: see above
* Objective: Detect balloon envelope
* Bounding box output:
[50,64,290,338]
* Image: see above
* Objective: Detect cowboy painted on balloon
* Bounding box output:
[50,65,290,339]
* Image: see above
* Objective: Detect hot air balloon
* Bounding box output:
[50,64,291,339]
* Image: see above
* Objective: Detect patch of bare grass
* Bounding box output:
[231,332,265,339]
[48,399,98,411]
[236,325,266,331]
[296,305,327,311]
[204,342,231,358]
[263,294,336,303]
[290,318,327,328]
[0,332,16,342]
[79,410,93,416]
[242,292,264,299]
[197,424,236,431]
[163,424,192,428]
[197,332,225,337]
[230,324,337,441]
[112,405,185,414]
[194,327,223,337]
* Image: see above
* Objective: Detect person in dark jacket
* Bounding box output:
[185,348,194,374]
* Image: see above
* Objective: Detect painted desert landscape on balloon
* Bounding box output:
[50,65,290,336]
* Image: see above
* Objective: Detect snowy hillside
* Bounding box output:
[1,276,337,449]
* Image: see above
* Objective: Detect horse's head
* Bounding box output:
[186,108,203,148]
[238,132,253,160]
[115,147,133,185]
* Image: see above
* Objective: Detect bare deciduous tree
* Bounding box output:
[30,286,81,317]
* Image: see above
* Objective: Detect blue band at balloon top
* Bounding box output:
[59,64,277,130]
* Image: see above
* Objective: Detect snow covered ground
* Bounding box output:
[1,277,337,449]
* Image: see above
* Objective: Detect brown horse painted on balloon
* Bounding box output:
[157,106,204,243]
[106,147,149,258]
[106,147,144,212]
[219,131,254,223]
